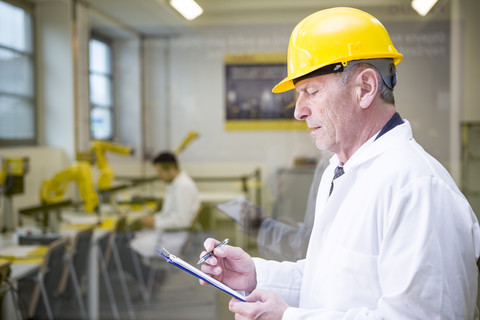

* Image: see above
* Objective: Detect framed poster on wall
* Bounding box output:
[224,54,305,131]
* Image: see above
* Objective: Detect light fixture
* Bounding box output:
[169,0,203,21]
[411,0,438,16]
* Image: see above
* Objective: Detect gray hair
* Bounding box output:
[336,63,395,105]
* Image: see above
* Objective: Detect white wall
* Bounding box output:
[147,25,319,168]
[35,0,75,158]
[141,26,323,210]
[144,38,169,156]
[115,38,142,151]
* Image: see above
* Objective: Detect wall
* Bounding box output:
[114,38,142,152]
[35,0,75,158]
[140,10,452,182]
[464,0,480,120]
[144,38,169,157]
[146,26,319,171]
[141,26,323,210]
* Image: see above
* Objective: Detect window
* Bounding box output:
[89,37,114,140]
[0,0,34,145]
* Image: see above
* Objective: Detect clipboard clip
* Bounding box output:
[160,248,174,261]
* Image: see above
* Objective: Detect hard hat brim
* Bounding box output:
[272,54,403,93]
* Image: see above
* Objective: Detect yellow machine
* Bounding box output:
[174,131,199,155]
[1,157,29,231]
[89,140,134,191]
[0,161,6,187]
[39,162,99,213]
[0,157,29,194]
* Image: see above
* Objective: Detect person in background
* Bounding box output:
[200,7,480,319]
[130,151,200,257]
[240,155,330,261]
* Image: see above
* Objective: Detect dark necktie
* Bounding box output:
[329,166,344,196]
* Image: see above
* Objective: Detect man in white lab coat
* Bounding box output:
[130,151,200,257]
[200,7,480,319]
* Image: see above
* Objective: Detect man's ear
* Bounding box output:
[356,68,379,110]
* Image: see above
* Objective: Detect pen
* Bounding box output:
[197,238,229,264]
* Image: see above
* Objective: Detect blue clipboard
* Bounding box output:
[157,248,247,302]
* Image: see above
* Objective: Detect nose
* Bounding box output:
[294,96,311,121]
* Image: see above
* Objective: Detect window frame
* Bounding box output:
[88,33,115,141]
[0,0,36,146]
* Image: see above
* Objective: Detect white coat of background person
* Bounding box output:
[130,152,200,257]
[199,7,480,320]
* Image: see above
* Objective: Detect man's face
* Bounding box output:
[154,164,175,183]
[294,73,357,155]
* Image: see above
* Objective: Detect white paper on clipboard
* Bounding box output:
[215,197,255,223]
[157,248,247,302]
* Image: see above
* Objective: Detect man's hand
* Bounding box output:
[229,289,289,320]
[139,214,155,228]
[199,238,257,293]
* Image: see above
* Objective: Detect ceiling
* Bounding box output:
[85,0,412,37]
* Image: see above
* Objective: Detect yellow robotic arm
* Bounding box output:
[90,140,134,191]
[39,161,99,213]
[174,131,199,155]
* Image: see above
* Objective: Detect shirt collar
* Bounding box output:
[330,112,405,168]
[374,112,404,141]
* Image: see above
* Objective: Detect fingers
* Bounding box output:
[229,289,289,320]
[229,297,245,314]
[199,238,220,266]
[229,291,263,313]
[199,238,224,278]
[198,278,211,286]
[203,237,220,252]
[229,297,260,319]
[215,243,245,260]
[199,237,236,265]
[200,263,222,278]
[201,237,247,261]
[198,237,256,292]
[199,253,218,266]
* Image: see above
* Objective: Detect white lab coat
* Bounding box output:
[130,170,199,257]
[254,120,480,319]
[153,170,200,230]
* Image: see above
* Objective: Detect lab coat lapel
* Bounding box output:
[306,121,413,259]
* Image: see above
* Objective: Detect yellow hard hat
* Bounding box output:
[273,7,403,93]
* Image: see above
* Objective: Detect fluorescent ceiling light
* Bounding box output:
[411,0,438,16]
[169,0,204,21]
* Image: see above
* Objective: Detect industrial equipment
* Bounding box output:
[16,161,98,244]
[174,131,199,155]
[0,157,29,232]
[89,140,134,191]
[39,161,99,213]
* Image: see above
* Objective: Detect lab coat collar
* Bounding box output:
[329,119,413,172]
[167,170,187,188]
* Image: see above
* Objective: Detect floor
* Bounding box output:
[97,231,234,320]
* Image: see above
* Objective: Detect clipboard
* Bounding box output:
[157,248,247,302]
[215,197,256,223]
